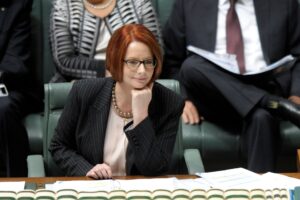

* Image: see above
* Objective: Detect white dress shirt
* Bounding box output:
[103,104,129,176]
[215,0,267,74]
[94,21,111,60]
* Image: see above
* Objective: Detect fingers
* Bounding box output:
[182,109,199,124]
[86,170,99,179]
[289,95,300,105]
[86,163,112,179]
[182,100,202,124]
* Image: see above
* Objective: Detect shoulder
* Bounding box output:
[2,0,32,28]
[5,0,32,11]
[122,0,153,9]
[52,0,81,11]
[71,78,113,100]
[18,0,32,8]
[152,82,185,112]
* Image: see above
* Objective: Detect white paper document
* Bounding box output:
[46,177,212,192]
[197,167,300,190]
[46,180,118,192]
[187,45,294,75]
[0,181,25,192]
[260,172,300,189]
[177,178,211,190]
[196,168,262,189]
[115,178,178,191]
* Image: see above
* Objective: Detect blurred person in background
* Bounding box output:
[50,0,162,82]
[162,0,300,172]
[0,0,43,177]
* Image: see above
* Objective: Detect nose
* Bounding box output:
[137,63,146,73]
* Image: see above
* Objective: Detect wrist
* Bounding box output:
[133,112,148,127]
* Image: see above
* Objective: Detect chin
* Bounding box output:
[132,80,149,89]
[132,83,147,89]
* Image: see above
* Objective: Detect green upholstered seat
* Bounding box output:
[151,0,175,26]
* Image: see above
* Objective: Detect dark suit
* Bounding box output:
[162,0,300,172]
[49,78,184,176]
[0,0,43,176]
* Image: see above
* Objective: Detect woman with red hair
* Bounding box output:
[49,24,184,179]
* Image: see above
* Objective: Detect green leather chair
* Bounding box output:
[27,80,204,177]
[151,0,175,26]
[24,0,44,156]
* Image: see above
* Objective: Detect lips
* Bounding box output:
[134,77,147,82]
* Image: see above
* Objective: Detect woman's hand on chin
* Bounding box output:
[131,83,153,126]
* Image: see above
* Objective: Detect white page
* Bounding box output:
[46,180,118,192]
[0,181,25,192]
[196,168,263,189]
[46,178,180,192]
[246,54,294,75]
[187,45,294,75]
[187,45,240,74]
[260,172,300,189]
[114,178,178,191]
[176,178,211,190]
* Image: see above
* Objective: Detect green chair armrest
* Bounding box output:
[184,149,205,174]
[27,155,45,177]
[24,113,43,154]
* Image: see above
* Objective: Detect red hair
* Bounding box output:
[106,24,162,82]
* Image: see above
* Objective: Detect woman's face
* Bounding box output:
[122,41,155,90]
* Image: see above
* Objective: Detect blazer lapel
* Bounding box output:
[88,79,114,163]
[254,0,270,64]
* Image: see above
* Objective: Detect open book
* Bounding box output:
[187,45,294,75]
[0,188,291,200]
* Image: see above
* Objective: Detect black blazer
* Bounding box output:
[162,0,300,96]
[49,78,184,176]
[0,0,42,107]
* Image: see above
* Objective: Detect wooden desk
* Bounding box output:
[281,172,300,179]
[0,174,299,189]
[0,175,197,189]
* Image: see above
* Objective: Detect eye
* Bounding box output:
[144,59,154,65]
[127,60,140,65]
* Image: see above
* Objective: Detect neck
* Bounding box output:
[86,0,106,4]
[115,82,132,113]
[84,0,114,10]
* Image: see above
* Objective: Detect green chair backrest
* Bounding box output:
[151,0,175,27]
[44,82,73,176]
[43,79,186,176]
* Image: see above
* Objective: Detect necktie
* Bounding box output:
[226,0,245,74]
